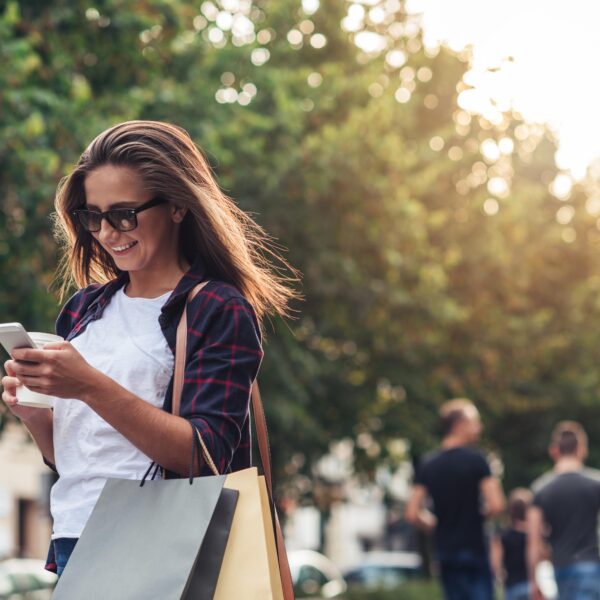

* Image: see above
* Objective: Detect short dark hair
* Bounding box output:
[439,399,476,437]
[507,488,532,524]
[551,421,587,456]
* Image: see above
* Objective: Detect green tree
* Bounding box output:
[2,0,600,496]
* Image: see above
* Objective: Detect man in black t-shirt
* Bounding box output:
[527,421,600,600]
[406,399,505,600]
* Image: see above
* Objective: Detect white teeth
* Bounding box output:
[112,242,136,252]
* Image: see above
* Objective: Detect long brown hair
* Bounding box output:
[52,120,300,324]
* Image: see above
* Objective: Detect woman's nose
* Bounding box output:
[97,215,119,241]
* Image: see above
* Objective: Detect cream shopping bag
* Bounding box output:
[212,468,284,599]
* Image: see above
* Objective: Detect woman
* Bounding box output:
[490,488,533,600]
[1,120,298,576]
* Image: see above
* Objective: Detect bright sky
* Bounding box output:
[406,0,600,179]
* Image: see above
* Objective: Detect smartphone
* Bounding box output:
[0,323,36,356]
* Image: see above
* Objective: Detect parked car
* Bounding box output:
[343,551,424,590]
[0,559,57,599]
[288,550,347,598]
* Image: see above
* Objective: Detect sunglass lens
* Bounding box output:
[107,210,137,232]
[78,211,101,232]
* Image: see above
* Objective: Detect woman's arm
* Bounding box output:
[81,295,263,475]
[179,296,263,474]
[84,294,263,475]
[2,363,55,467]
[23,410,55,467]
[7,343,195,476]
[22,408,55,465]
[8,294,263,477]
[82,371,197,476]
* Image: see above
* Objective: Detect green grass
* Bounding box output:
[345,581,509,600]
[345,580,444,600]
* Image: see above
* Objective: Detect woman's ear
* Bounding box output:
[171,204,188,223]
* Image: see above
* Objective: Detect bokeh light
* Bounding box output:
[251,48,270,66]
[483,198,499,215]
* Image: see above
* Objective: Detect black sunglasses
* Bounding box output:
[72,197,168,233]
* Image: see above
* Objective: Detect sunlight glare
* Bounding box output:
[411,0,600,178]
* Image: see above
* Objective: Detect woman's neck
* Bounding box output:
[125,260,190,298]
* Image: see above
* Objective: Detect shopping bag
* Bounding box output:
[210,468,284,599]
[52,474,238,600]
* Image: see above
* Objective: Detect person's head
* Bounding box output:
[439,398,482,443]
[507,488,532,526]
[549,421,588,463]
[53,120,299,324]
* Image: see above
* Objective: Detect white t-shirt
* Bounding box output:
[50,286,174,539]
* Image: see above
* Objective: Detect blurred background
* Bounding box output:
[1,0,600,597]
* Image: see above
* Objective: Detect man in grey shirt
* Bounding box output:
[527,421,600,600]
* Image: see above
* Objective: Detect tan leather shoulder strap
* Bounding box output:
[251,383,273,496]
[172,281,210,416]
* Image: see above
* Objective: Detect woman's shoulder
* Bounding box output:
[195,280,252,305]
[187,280,261,334]
[63,282,109,312]
[55,282,111,337]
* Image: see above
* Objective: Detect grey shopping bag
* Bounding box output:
[52,474,238,600]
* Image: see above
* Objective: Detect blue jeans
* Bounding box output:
[504,580,530,600]
[554,561,600,600]
[438,550,494,600]
[53,537,78,577]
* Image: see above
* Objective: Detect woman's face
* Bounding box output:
[83,165,186,274]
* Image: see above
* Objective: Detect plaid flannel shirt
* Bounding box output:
[44,256,263,571]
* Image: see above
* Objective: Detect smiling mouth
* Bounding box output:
[110,241,138,253]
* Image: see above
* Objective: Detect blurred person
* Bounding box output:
[405,399,505,600]
[1,121,298,576]
[528,421,600,600]
[490,488,532,600]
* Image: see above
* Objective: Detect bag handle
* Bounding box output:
[141,421,208,485]
[173,282,295,600]
[172,282,210,417]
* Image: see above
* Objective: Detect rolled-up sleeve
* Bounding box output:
[180,296,263,474]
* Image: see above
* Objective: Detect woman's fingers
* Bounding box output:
[13,365,45,378]
[1,376,20,405]
[5,359,48,380]
[10,348,45,363]
[1,381,42,421]
[42,341,66,350]
[4,359,16,377]
[13,376,45,391]
[2,390,18,406]
[1,375,20,394]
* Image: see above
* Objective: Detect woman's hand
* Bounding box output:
[5,341,101,401]
[1,360,45,423]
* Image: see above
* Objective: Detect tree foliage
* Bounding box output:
[2,0,600,493]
